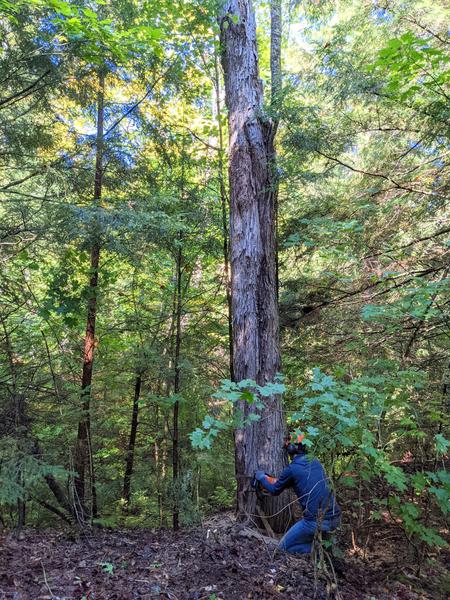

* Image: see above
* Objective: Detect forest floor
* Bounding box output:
[0,512,448,600]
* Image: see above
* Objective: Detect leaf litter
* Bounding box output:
[0,514,444,599]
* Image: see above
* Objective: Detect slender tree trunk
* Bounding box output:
[154,377,167,527]
[1,317,29,530]
[196,463,201,509]
[214,50,234,381]
[219,0,290,533]
[1,318,24,529]
[16,394,26,531]
[154,403,163,524]
[438,360,450,437]
[161,414,169,526]
[74,71,105,521]
[159,307,176,529]
[25,439,75,522]
[44,473,75,521]
[172,234,183,530]
[122,372,143,505]
[270,0,282,107]
[16,479,26,530]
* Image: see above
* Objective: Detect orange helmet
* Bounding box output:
[283,431,305,455]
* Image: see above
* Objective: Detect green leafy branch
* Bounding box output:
[190,376,286,449]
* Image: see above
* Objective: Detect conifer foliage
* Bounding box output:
[0,0,448,576]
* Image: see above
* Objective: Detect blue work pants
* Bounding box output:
[279,516,340,554]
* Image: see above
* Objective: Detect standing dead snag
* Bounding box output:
[219,0,290,532]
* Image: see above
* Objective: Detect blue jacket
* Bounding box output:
[260,453,341,522]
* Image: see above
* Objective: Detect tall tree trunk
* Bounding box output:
[1,317,25,529]
[154,403,163,524]
[16,474,26,530]
[270,0,282,301]
[214,50,234,381]
[122,372,143,506]
[219,0,290,533]
[74,70,105,521]
[16,394,26,531]
[158,304,176,529]
[161,414,169,526]
[172,234,183,530]
[270,0,282,107]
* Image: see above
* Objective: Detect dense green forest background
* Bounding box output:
[0,0,448,568]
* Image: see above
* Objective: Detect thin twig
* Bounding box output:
[40,561,55,599]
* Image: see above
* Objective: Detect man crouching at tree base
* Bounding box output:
[255,432,341,554]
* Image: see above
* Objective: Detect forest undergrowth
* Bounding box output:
[1,0,449,598]
[1,508,448,600]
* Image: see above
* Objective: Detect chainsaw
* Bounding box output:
[251,472,278,500]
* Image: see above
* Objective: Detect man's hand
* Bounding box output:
[255,470,266,482]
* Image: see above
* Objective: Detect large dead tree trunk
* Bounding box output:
[74,71,105,521]
[219,0,290,532]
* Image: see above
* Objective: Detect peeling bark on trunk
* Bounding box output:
[219,0,291,532]
[74,71,105,521]
[270,0,282,301]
